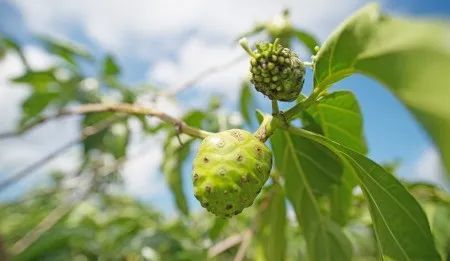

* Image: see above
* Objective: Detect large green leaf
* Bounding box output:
[303,91,366,225]
[291,127,440,260]
[271,130,351,261]
[305,91,367,154]
[314,3,450,175]
[255,184,286,261]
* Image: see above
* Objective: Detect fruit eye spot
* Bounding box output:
[236,154,244,161]
[203,157,209,163]
[226,204,233,210]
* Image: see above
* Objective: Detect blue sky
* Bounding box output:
[0,0,449,214]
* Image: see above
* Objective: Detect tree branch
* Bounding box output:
[0,103,213,140]
[162,54,245,97]
[0,116,122,192]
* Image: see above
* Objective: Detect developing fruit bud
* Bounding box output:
[240,38,305,102]
[192,129,272,217]
[266,9,294,46]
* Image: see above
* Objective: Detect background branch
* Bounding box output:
[162,54,245,97]
[0,116,122,192]
[0,103,212,140]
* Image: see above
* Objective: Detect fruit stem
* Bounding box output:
[271,100,279,115]
[254,114,281,142]
[302,61,314,68]
[283,89,323,120]
[239,38,256,58]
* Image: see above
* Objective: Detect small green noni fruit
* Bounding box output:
[192,129,272,217]
[240,38,305,102]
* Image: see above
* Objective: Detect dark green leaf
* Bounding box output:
[271,129,343,195]
[314,3,450,176]
[291,127,440,260]
[270,130,351,260]
[304,91,366,225]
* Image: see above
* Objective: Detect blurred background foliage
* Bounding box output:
[0,7,449,261]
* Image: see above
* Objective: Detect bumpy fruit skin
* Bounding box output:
[249,42,305,101]
[192,129,272,217]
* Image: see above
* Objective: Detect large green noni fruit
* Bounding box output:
[192,129,272,217]
[243,39,305,102]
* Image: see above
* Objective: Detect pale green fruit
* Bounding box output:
[192,129,272,217]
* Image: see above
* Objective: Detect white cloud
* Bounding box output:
[406,147,448,188]
[11,0,367,54]
[147,38,248,102]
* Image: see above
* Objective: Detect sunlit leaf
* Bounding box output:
[314,3,450,176]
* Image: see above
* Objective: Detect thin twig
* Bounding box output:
[162,55,245,97]
[207,233,246,259]
[0,103,212,140]
[0,116,122,192]
[233,230,252,261]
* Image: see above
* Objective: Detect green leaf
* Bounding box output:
[38,35,92,65]
[271,129,343,195]
[239,81,255,126]
[21,91,59,125]
[161,134,192,215]
[102,54,121,76]
[303,91,366,225]
[255,184,287,261]
[12,69,57,91]
[430,203,450,260]
[103,121,130,159]
[305,91,367,154]
[208,218,228,241]
[82,113,129,159]
[160,111,207,215]
[270,130,351,260]
[314,3,450,175]
[294,29,319,55]
[291,127,440,260]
